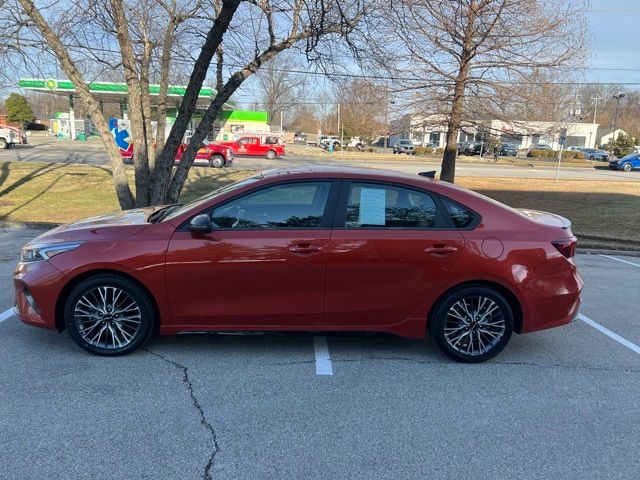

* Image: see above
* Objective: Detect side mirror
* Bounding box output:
[188,214,213,234]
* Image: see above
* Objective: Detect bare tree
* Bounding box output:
[254,52,306,129]
[14,0,368,207]
[378,0,586,182]
[336,79,386,142]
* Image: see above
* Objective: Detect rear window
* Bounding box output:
[441,198,476,228]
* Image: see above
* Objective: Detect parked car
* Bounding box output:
[457,142,471,154]
[609,153,640,172]
[121,142,233,168]
[393,139,416,155]
[464,142,489,155]
[527,144,553,153]
[0,124,27,149]
[14,166,582,363]
[499,144,518,156]
[581,148,610,161]
[369,137,390,148]
[219,135,285,159]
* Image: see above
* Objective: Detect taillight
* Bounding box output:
[552,238,576,259]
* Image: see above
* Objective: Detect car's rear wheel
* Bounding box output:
[0,138,8,149]
[623,163,632,172]
[265,149,276,159]
[209,154,225,168]
[590,155,595,160]
[429,286,513,363]
[64,274,155,356]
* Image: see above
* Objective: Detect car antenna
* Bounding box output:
[418,171,437,179]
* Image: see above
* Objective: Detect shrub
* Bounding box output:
[435,148,444,155]
[414,146,434,155]
[527,149,558,158]
[561,151,585,160]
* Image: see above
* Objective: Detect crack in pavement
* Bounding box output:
[143,348,220,480]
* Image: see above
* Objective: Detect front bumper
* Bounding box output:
[13,260,64,330]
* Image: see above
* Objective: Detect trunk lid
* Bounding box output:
[516,209,571,229]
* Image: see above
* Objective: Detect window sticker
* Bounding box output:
[359,187,386,225]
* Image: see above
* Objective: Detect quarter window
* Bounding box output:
[344,183,437,228]
[442,198,475,228]
[211,182,331,229]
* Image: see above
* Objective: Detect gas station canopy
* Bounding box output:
[18,78,223,109]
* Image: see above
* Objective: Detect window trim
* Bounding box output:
[179,179,341,231]
[333,180,481,231]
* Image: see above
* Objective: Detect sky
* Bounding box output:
[585,0,640,84]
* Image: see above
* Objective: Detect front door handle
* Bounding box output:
[289,244,322,254]
[424,244,458,256]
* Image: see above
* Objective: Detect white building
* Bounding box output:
[595,127,627,147]
[391,114,600,149]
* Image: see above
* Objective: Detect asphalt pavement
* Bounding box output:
[1,140,637,181]
[0,225,638,479]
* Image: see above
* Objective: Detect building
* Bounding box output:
[595,127,627,147]
[391,114,600,150]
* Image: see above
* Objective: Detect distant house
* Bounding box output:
[595,127,627,147]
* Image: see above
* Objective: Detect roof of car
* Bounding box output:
[258,165,432,183]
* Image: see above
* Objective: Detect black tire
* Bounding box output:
[590,155,595,160]
[64,274,156,356]
[333,142,341,151]
[209,154,225,168]
[265,149,276,159]
[429,286,513,363]
[356,144,364,151]
[0,138,8,149]
[623,163,632,172]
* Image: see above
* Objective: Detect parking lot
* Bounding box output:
[1,225,639,480]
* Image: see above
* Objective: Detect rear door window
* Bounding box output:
[343,183,437,228]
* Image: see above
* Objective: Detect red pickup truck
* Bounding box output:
[220,135,285,159]
[121,143,233,168]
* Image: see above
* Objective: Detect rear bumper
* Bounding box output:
[519,265,583,333]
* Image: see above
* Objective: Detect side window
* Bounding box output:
[441,198,476,228]
[211,182,331,229]
[345,183,437,228]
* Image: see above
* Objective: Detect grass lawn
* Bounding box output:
[1,161,638,250]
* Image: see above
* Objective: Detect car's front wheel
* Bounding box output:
[64,274,156,356]
[429,286,513,363]
[209,154,225,168]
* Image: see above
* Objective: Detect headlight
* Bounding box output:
[21,242,83,262]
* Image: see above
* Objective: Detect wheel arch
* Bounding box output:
[54,268,162,333]
[427,280,523,334]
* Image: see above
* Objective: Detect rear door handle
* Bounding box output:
[289,244,322,254]
[424,244,458,256]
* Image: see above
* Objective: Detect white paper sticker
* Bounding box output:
[359,188,386,225]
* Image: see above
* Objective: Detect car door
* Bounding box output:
[324,181,465,327]
[165,180,339,327]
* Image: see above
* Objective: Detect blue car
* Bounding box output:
[609,153,640,172]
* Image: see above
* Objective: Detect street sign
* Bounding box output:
[559,128,568,145]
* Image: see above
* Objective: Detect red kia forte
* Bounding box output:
[13,167,582,362]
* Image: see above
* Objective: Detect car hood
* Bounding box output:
[29,208,155,244]
[516,209,571,229]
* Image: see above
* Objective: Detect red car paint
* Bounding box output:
[219,136,285,158]
[14,166,582,342]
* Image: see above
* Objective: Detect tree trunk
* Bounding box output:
[440,1,477,184]
[111,0,151,206]
[17,0,135,209]
[151,0,242,205]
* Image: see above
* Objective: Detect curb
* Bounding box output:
[577,249,640,257]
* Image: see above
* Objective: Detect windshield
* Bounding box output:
[163,175,262,221]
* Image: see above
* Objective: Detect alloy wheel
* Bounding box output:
[443,295,506,357]
[74,286,142,350]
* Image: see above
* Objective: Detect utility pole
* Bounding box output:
[611,93,626,155]
[591,97,603,124]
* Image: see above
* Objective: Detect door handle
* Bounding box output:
[424,244,458,256]
[289,244,322,254]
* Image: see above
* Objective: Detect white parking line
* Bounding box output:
[578,313,640,355]
[599,254,640,269]
[313,336,333,376]
[0,308,15,323]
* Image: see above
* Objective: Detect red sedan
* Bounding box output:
[13,167,582,362]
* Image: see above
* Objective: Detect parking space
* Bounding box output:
[1,226,639,479]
